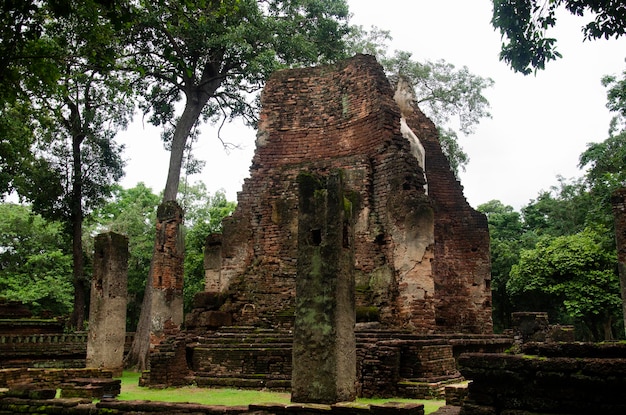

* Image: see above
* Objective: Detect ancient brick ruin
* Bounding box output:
[204,54,491,334]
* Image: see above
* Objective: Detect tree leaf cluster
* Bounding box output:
[492,0,626,74]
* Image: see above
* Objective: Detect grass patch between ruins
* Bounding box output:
[117,372,445,414]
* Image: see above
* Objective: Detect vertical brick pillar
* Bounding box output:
[86,232,128,376]
[150,201,185,344]
[292,170,356,404]
[611,188,626,338]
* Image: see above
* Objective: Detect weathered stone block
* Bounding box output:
[86,232,128,377]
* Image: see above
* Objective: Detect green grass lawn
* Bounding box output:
[117,372,445,414]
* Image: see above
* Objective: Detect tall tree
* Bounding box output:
[1,0,62,197]
[124,0,351,370]
[129,0,351,201]
[11,1,134,329]
[492,0,626,74]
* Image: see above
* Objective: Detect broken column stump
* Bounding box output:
[86,232,128,376]
[150,201,185,344]
[291,171,356,404]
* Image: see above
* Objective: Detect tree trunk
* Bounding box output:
[124,261,153,371]
[162,98,210,202]
[603,314,614,341]
[69,133,87,330]
[126,85,216,370]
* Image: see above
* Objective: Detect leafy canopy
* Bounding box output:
[492,0,626,74]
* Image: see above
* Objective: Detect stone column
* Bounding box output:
[611,188,626,338]
[86,232,128,376]
[291,171,356,404]
[150,201,185,344]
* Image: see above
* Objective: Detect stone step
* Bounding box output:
[59,377,121,399]
[194,336,293,346]
[194,344,293,352]
[195,372,290,380]
[195,375,291,390]
[397,377,464,400]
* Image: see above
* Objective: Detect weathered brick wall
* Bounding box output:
[0,333,88,368]
[216,54,490,334]
[150,201,185,345]
[0,368,112,389]
[176,327,479,397]
[142,331,191,388]
[403,105,492,333]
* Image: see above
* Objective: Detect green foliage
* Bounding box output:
[521,177,597,237]
[483,68,626,338]
[478,200,525,331]
[492,0,626,74]
[580,129,626,192]
[3,0,134,218]
[0,203,73,316]
[602,69,626,132]
[0,101,35,197]
[508,228,621,340]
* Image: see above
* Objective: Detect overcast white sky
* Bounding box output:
[119,1,626,211]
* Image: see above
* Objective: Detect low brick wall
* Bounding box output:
[0,368,114,389]
[0,397,426,415]
[458,347,626,414]
[0,332,134,368]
